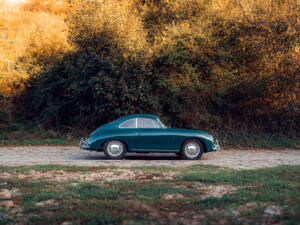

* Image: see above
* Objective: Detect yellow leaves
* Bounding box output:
[69,0,149,60]
[0,0,298,125]
[0,5,70,97]
[0,70,28,96]
[211,0,231,11]
[22,0,70,14]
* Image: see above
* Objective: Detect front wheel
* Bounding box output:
[180,139,203,160]
[103,140,126,159]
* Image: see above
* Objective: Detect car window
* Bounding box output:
[119,118,136,128]
[137,118,160,128]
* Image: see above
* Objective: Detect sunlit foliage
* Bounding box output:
[0,3,69,95]
[2,0,299,134]
[22,0,69,14]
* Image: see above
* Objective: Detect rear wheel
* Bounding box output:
[180,139,203,160]
[103,140,126,159]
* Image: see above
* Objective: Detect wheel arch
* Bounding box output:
[101,138,129,152]
[89,131,131,151]
[181,137,208,153]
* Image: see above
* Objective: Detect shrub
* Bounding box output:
[145,0,299,132]
[14,0,300,135]
[17,0,160,129]
[21,0,69,14]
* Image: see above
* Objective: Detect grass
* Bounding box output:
[0,165,171,174]
[178,165,300,185]
[0,165,299,224]
[0,139,76,146]
[0,208,12,225]
[0,122,80,146]
[0,165,100,173]
[218,131,300,149]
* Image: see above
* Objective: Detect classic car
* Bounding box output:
[80,114,219,160]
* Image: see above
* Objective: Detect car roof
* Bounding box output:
[118,114,158,121]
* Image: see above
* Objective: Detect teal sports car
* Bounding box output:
[80,114,219,160]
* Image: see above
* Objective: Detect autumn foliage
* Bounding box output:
[21,0,69,14]
[1,0,299,135]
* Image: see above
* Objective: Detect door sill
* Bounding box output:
[131,149,179,153]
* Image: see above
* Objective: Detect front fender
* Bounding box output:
[199,137,219,152]
[183,136,213,153]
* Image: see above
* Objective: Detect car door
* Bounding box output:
[132,118,175,151]
[117,118,138,150]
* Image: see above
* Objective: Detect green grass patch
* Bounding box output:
[178,165,300,216]
[219,131,300,149]
[0,121,80,146]
[136,184,194,197]
[0,165,299,224]
[0,139,79,146]
[0,208,12,225]
[0,165,115,173]
[178,165,300,185]
[66,182,122,200]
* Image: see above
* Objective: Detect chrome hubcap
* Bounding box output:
[107,141,123,157]
[185,142,200,157]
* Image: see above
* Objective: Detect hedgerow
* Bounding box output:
[13,0,299,135]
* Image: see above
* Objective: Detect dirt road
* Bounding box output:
[0,146,300,169]
[0,146,299,169]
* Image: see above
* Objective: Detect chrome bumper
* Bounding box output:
[212,139,220,151]
[79,138,90,150]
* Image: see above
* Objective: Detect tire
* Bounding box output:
[103,140,126,159]
[180,139,203,160]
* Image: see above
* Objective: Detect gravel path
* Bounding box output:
[0,146,299,169]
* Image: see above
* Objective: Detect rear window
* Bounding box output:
[119,118,135,128]
[137,118,160,128]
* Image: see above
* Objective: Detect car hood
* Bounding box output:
[166,128,213,140]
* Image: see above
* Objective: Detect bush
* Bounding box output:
[15,0,299,136]
[0,92,7,123]
[21,0,69,14]
[146,0,299,132]
[17,0,161,129]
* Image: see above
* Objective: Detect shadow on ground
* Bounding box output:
[76,152,182,161]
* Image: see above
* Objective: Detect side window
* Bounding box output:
[119,118,135,128]
[137,118,160,128]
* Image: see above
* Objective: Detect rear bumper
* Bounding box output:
[79,138,90,150]
[212,139,220,151]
